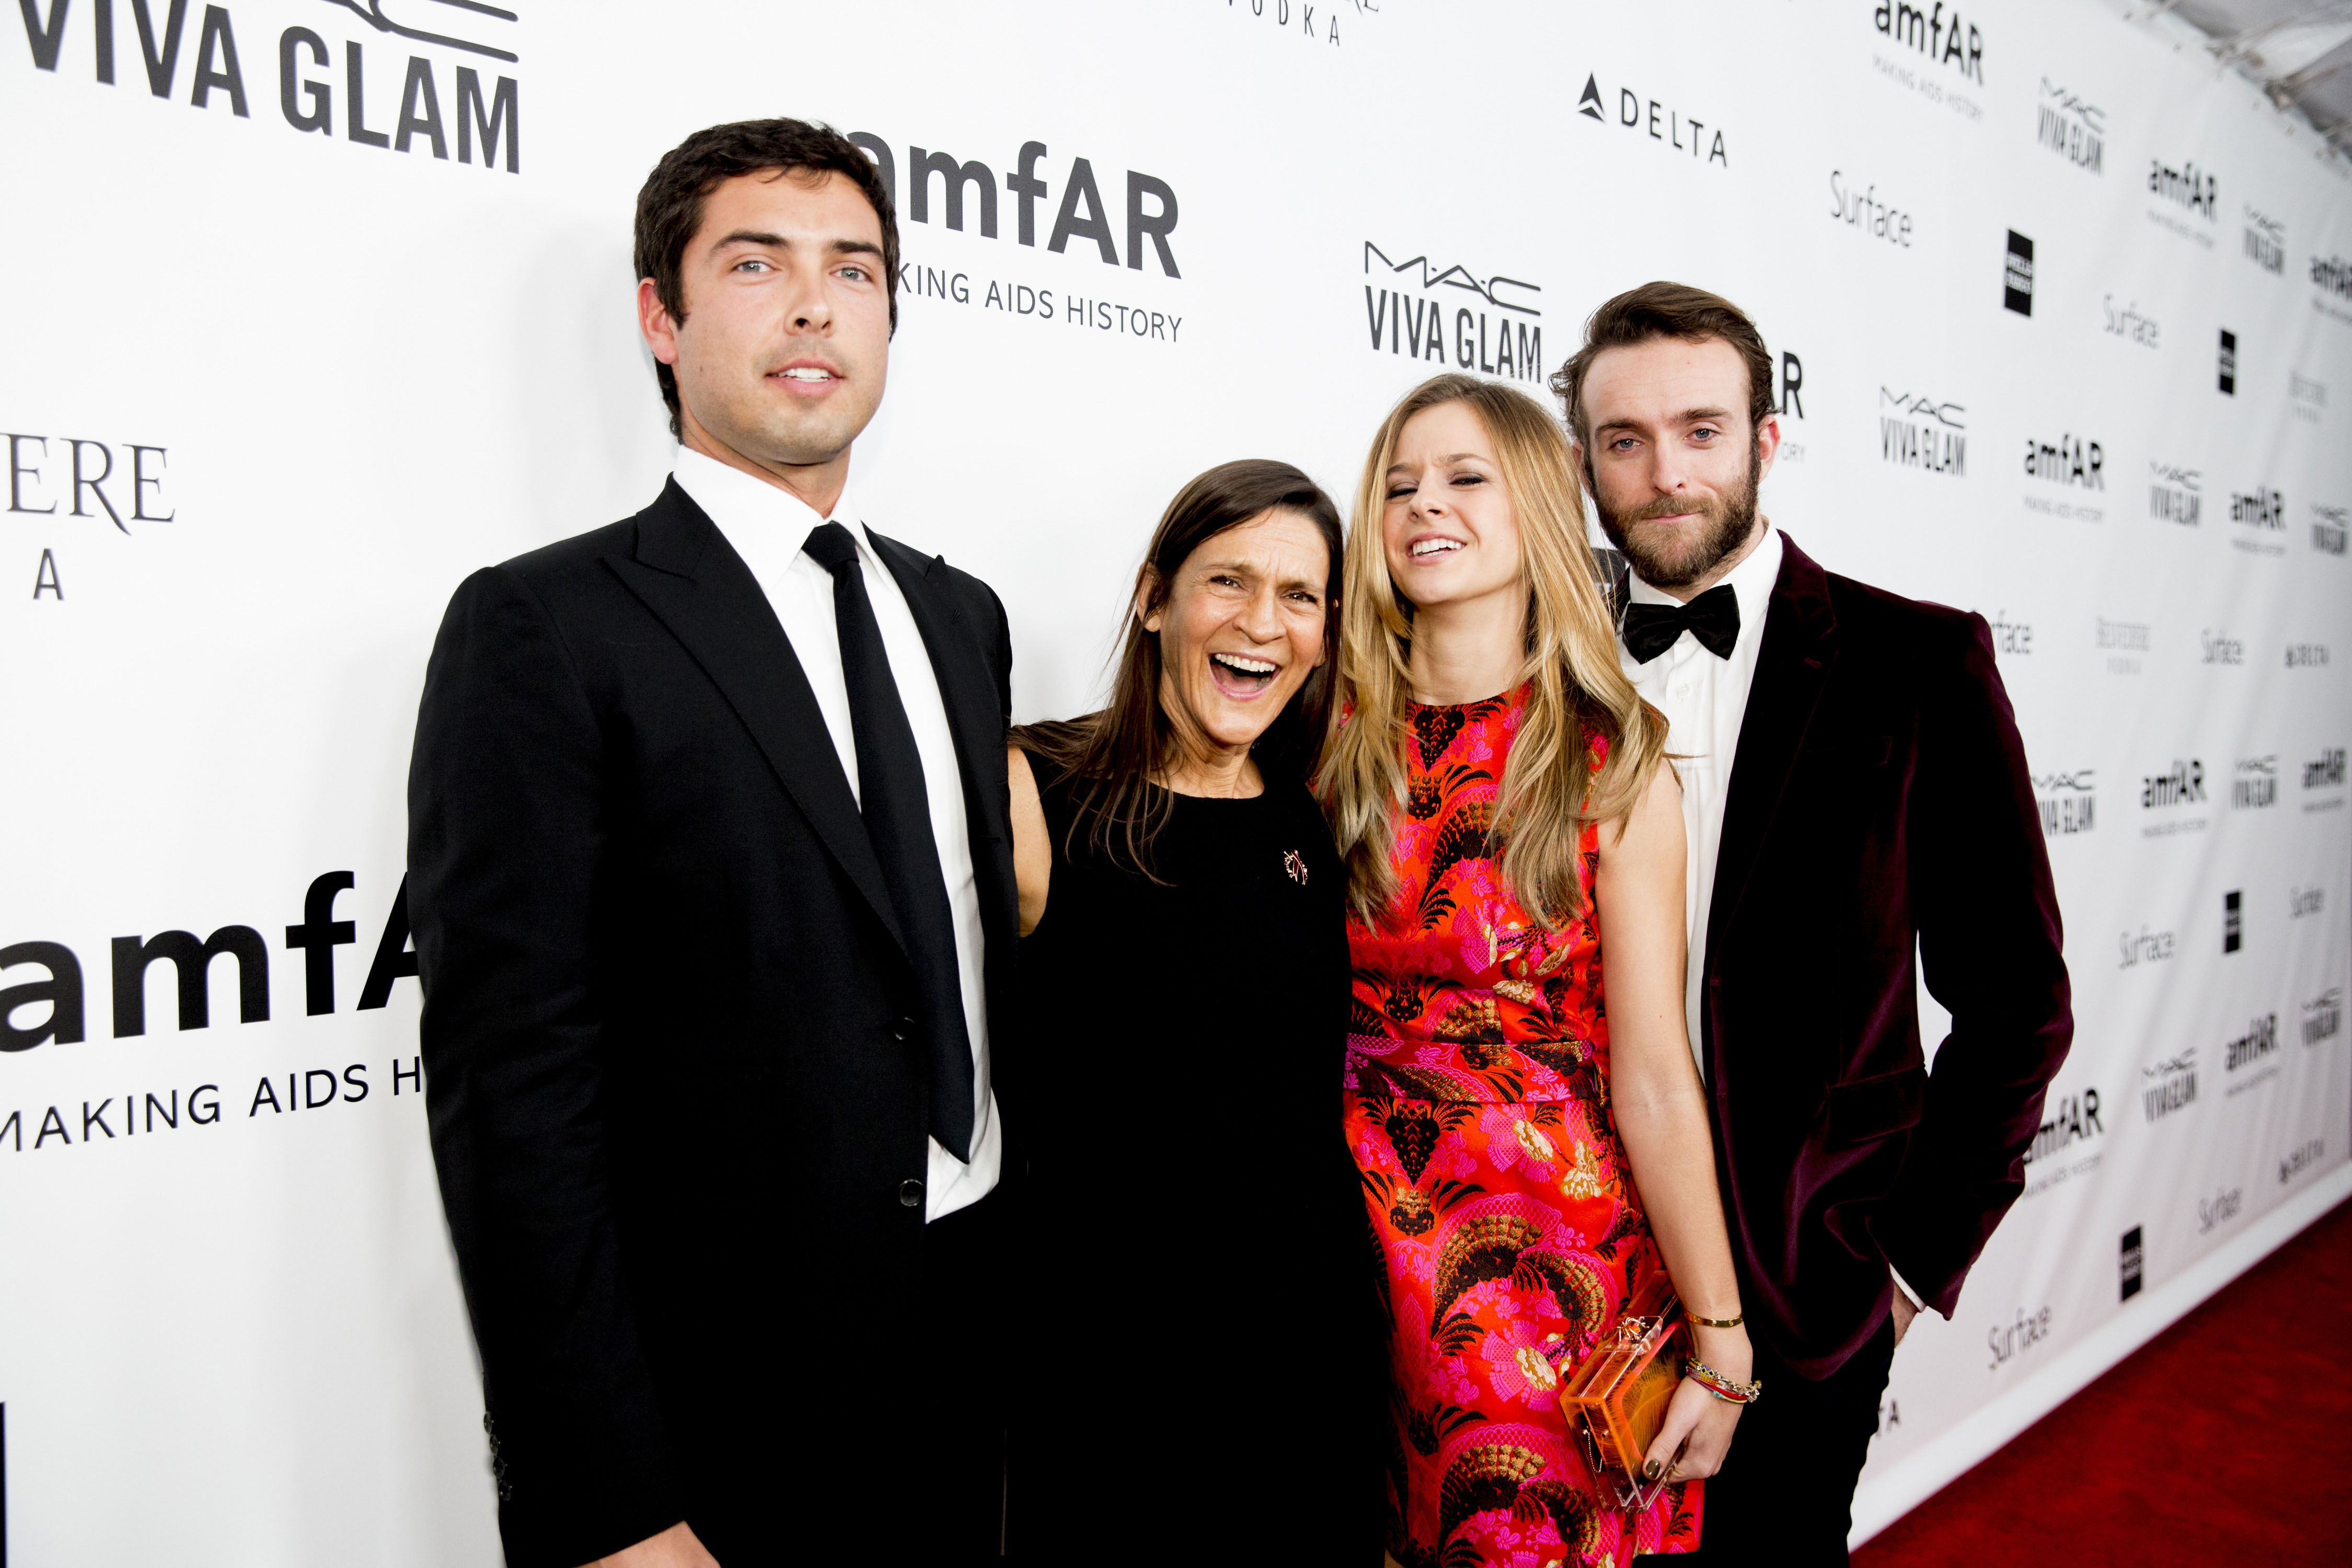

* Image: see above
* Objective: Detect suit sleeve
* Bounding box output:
[1873,612,2074,1318]
[408,567,683,1567]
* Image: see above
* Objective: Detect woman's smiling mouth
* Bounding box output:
[1208,651,1281,698]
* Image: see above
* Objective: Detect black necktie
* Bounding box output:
[1622,584,1740,664]
[802,521,976,1161]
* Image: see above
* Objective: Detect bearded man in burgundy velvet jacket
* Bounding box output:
[1560,282,2073,1566]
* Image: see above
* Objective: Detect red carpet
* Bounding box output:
[1854,1195,2352,1566]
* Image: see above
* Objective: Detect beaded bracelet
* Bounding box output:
[1685,1357,1764,1405]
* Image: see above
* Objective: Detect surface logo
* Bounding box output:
[2119,1227,2143,1300]
[1361,244,1542,384]
[2219,329,2237,395]
[2223,889,2243,953]
[2003,230,2035,315]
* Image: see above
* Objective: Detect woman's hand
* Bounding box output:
[1642,1324,1751,1484]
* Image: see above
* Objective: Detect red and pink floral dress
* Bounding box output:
[1345,688,1701,1566]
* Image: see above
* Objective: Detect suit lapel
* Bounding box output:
[1707,533,1838,970]
[604,480,906,953]
[868,531,1016,919]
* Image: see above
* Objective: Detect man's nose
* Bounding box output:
[783,267,832,332]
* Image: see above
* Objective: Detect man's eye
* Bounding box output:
[1611,437,1638,453]
[838,265,869,282]
[735,258,771,273]
[1692,427,1719,441]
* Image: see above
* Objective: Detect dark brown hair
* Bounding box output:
[1549,281,1774,453]
[632,118,900,439]
[1013,459,1344,878]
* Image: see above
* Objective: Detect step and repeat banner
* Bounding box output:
[4,1,2349,1560]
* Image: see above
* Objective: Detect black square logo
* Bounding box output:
[2223,889,2243,952]
[2219,329,2237,395]
[2120,1226,2144,1300]
[2003,230,2035,316]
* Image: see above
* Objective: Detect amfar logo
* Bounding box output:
[16,0,522,171]
[2304,747,2347,790]
[2101,295,2158,349]
[2230,757,2276,811]
[2149,157,2218,220]
[2223,889,2243,953]
[2218,329,2238,394]
[2149,462,2201,526]
[2033,769,2094,836]
[2141,758,2204,809]
[2303,988,2343,1045]
[1574,73,1730,167]
[2023,431,2103,489]
[2224,1013,2279,1073]
[2313,253,2352,300]
[1361,244,1542,385]
[2117,924,2173,970]
[2003,230,2034,315]
[0,872,416,1054]
[1877,388,1966,476]
[2036,79,2103,172]
[2313,504,2349,556]
[2119,1226,2144,1300]
[1829,171,1913,247]
[2245,206,2286,274]
[2230,483,2284,531]
[2141,1050,2197,1123]
[1875,2,1985,83]
[850,135,1180,280]
[2020,1086,2102,1166]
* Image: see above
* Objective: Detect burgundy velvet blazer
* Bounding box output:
[1697,535,2072,1377]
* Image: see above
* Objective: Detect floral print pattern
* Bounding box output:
[1345,689,1700,1566]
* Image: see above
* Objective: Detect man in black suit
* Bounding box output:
[1557,284,2073,1564]
[407,120,1019,1567]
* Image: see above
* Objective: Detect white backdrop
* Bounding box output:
[3,1,2349,1560]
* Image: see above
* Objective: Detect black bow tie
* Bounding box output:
[1622,584,1740,664]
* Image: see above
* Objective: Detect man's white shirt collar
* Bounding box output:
[672,444,869,563]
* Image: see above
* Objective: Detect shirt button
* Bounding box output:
[892,1017,913,1041]
[899,1178,925,1208]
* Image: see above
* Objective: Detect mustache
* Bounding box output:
[1624,493,1723,523]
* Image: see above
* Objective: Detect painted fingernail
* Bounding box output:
[1643,1458,1664,1480]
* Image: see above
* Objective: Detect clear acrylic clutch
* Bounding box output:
[1557,1272,1687,1510]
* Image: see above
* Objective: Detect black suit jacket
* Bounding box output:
[407,479,1018,1566]
[1677,535,2072,1377]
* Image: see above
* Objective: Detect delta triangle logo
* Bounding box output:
[1577,74,1605,121]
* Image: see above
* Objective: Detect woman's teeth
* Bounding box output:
[1411,538,1463,558]
[1212,653,1277,682]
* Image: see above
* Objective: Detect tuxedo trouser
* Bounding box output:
[1639,1311,1898,1567]
[923,1187,1013,1559]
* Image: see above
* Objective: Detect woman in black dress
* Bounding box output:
[1006,459,1380,1560]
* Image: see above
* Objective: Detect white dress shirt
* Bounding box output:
[1615,525,1923,1315]
[672,446,1000,1223]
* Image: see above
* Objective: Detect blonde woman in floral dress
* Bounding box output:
[1322,375,1753,1567]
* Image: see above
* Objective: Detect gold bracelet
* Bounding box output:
[1688,1311,1744,1329]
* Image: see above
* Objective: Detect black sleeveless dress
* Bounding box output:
[1008,759,1381,1561]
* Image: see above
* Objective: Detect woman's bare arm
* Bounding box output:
[1009,746,1050,937]
[1594,761,1753,1482]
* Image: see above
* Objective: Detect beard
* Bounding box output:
[1592,442,1762,590]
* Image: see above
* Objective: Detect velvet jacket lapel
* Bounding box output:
[603,479,907,954]
[1704,533,1839,987]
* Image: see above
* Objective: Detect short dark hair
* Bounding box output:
[1012,459,1345,879]
[1550,281,1774,453]
[632,118,900,439]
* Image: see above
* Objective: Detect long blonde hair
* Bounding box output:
[1318,373,1666,928]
